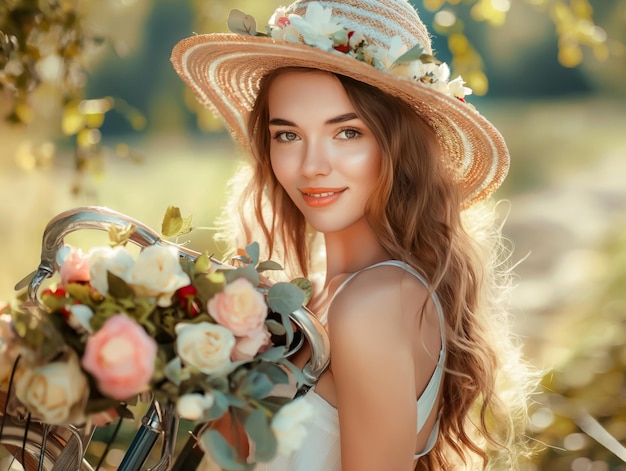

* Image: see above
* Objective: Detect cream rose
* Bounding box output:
[129,245,190,307]
[271,398,314,456]
[175,322,235,376]
[208,278,267,337]
[88,246,135,296]
[14,353,89,425]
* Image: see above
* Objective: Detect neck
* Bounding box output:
[323,217,390,286]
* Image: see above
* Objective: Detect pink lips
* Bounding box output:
[300,187,347,208]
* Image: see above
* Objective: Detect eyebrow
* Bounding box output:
[268,113,359,127]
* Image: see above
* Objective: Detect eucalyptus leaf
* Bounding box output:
[199,429,248,471]
[227,9,258,36]
[290,277,312,305]
[256,362,289,385]
[206,390,230,420]
[391,44,426,67]
[265,319,286,335]
[245,408,277,462]
[245,241,260,266]
[239,370,275,399]
[256,260,283,273]
[258,346,287,362]
[261,396,292,415]
[224,265,260,286]
[267,282,305,316]
[281,359,306,388]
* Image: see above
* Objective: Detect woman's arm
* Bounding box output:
[328,268,433,471]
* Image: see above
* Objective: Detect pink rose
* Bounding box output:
[208,278,268,337]
[82,314,157,400]
[59,248,91,285]
[232,326,272,361]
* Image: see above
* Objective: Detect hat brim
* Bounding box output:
[171,33,509,206]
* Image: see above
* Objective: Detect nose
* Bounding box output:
[301,138,331,178]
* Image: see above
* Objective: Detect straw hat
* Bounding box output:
[171,0,509,206]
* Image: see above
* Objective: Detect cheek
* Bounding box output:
[270,151,296,191]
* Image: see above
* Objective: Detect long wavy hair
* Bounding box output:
[216,68,537,470]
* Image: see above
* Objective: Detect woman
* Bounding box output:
[171,0,537,469]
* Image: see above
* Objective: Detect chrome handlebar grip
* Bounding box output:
[18,205,330,380]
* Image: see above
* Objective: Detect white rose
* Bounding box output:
[15,353,89,425]
[175,322,235,375]
[129,245,191,307]
[88,246,135,296]
[271,398,314,456]
[176,392,215,421]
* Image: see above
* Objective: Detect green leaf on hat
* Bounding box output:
[392,44,440,67]
[392,44,424,65]
[228,9,258,37]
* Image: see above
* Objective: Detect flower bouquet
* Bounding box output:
[0,208,315,470]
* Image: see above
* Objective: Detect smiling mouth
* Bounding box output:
[300,188,347,207]
[304,191,340,198]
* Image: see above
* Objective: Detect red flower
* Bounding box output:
[41,287,67,298]
[176,285,200,317]
[277,16,290,28]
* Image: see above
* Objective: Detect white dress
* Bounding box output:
[255,260,446,471]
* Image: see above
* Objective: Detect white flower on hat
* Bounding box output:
[271,24,301,44]
[448,76,473,100]
[289,3,343,51]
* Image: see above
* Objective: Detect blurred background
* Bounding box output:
[1,0,625,469]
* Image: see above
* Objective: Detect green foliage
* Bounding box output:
[525,225,626,468]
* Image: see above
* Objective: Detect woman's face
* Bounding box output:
[267,70,382,234]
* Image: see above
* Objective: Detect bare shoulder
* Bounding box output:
[327,264,432,334]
